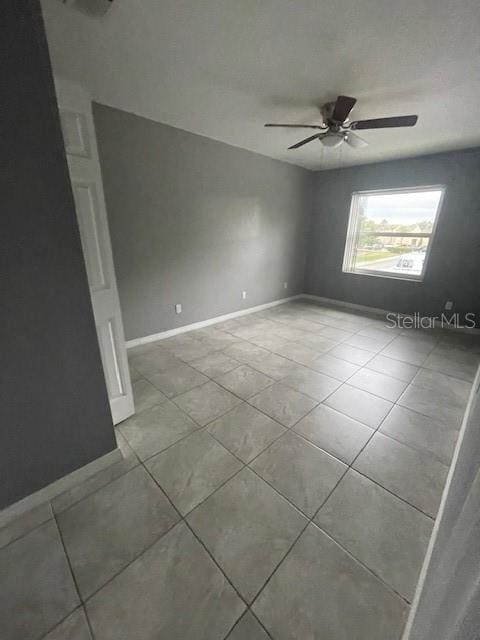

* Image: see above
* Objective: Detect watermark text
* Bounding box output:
[385,312,477,330]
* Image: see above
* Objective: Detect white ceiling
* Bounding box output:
[41,0,480,170]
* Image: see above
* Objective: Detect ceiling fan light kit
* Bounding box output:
[345,132,369,149]
[265,95,418,152]
[320,134,343,148]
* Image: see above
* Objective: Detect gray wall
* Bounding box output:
[1,0,116,509]
[93,104,312,341]
[305,149,480,321]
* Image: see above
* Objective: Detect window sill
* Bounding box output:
[342,268,424,283]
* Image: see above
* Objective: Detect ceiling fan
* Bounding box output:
[265,95,418,150]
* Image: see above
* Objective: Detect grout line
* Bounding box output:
[51,513,96,639]
[218,329,463,466]
[52,458,141,517]
[141,453,253,613]
[82,607,96,640]
[80,517,182,605]
[222,610,251,640]
[205,427,280,470]
[203,411,348,524]
[183,519,249,607]
[132,348,468,446]
[53,464,183,609]
[248,609,275,640]
[26,302,465,640]
[7,301,474,640]
[211,365,277,398]
[244,404,415,613]
[337,378,408,404]
[136,411,345,634]
[311,399,438,521]
[395,390,466,429]
[128,307,454,524]
[132,383,441,524]
[148,455,247,522]
[308,520,413,605]
[373,428,454,469]
[130,423,204,464]
[136,317,451,465]
[346,466,436,522]
[246,511,319,613]
[0,506,55,551]
[235,360,439,603]
[223,607,275,640]
[132,307,468,613]
[37,605,89,640]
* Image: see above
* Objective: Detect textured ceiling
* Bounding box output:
[41,0,480,170]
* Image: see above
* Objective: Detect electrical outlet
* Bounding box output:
[241,291,247,300]
[283,282,288,289]
[444,300,453,311]
[175,303,182,314]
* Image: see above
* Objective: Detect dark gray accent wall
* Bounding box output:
[305,148,480,321]
[93,104,312,341]
[1,1,116,509]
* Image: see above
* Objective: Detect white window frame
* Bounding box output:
[342,185,446,282]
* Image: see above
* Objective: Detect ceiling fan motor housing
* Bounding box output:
[321,101,337,123]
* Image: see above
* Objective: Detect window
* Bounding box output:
[342,186,445,281]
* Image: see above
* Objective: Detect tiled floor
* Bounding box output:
[2,300,479,640]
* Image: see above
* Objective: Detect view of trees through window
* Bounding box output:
[343,188,444,279]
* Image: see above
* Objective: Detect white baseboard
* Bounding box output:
[302,294,480,335]
[126,295,303,348]
[302,294,392,318]
[0,448,122,532]
[127,293,479,347]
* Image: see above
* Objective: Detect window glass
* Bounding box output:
[343,188,444,280]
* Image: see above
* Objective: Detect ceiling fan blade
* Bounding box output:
[332,96,357,122]
[265,123,327,129]
[288,133,321,149]
[345,132,368,149]
[351,115,418,130]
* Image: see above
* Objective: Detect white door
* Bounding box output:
[55,78,134,425]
